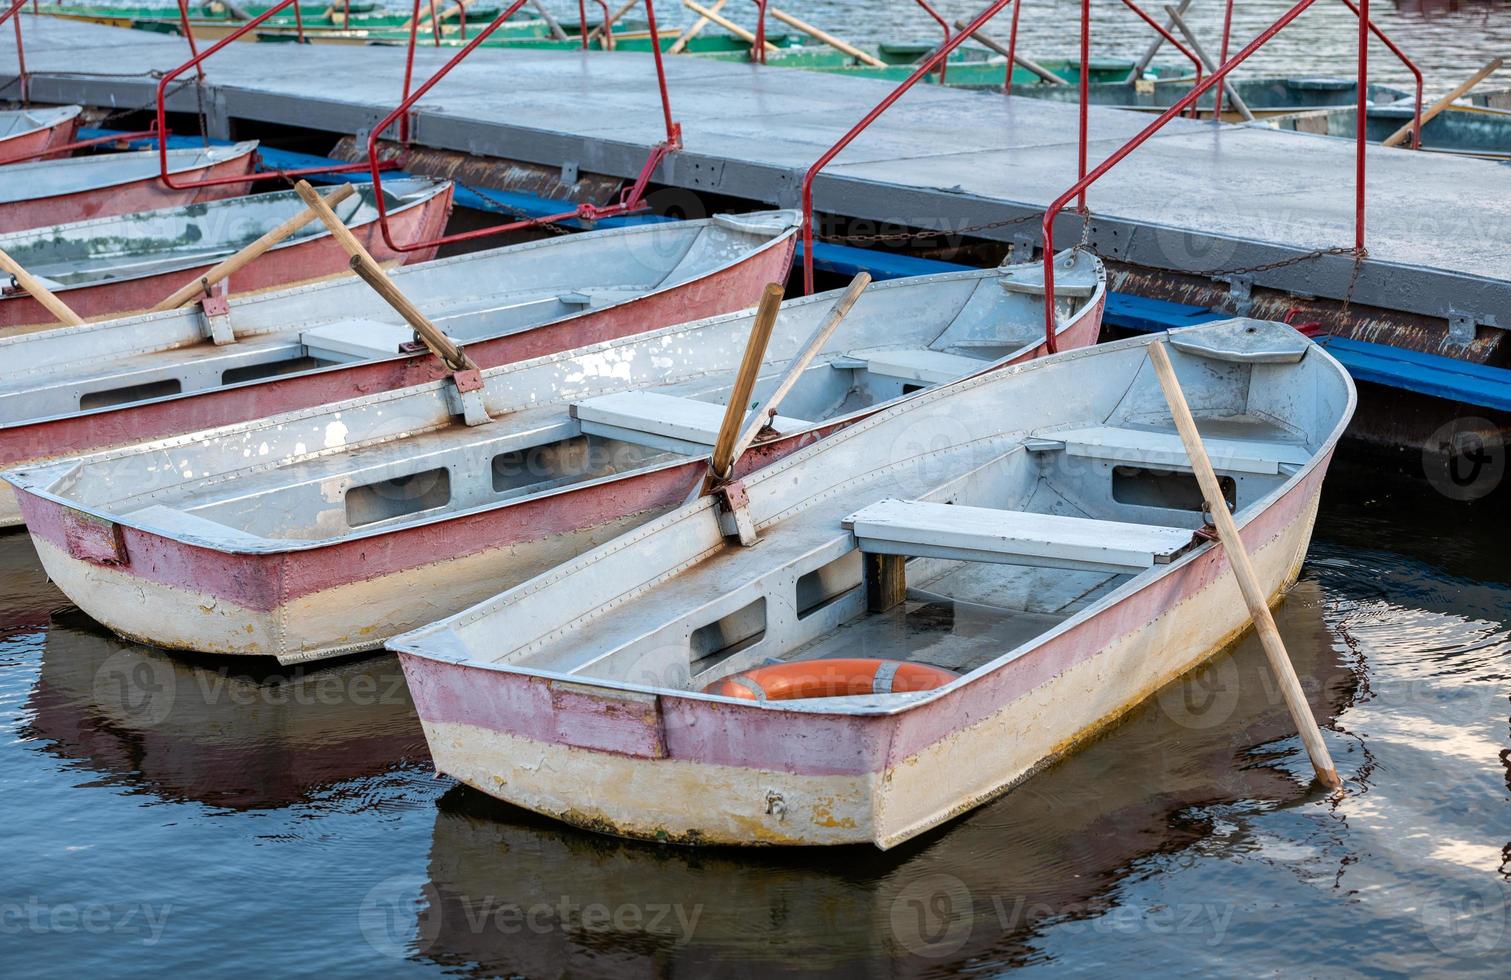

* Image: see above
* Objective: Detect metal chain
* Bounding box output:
[466,186,580,236]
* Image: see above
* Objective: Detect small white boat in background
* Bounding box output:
[389,318,1353,849]
[0,142,261,232]
[0,105,82,164]
[4,253,1105,663]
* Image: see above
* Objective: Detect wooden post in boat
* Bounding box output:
[952,20,1068,86]
[1382,57,1503,147]
[865,554,907,613]
[767,7,886,67]
[1163,5,1255,122]
[586,0,637,44]
[1131,0,1190,79]
[1146,340,1342,791]
[529,0,571,41]
[291,181,478,373]
[683,0,779,56]
[148,184,357,313]
[668,0,724,54]
[708,282,785,483]
[0,247,85,327]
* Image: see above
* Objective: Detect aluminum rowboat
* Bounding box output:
[0,106,82,165]
[388,318,1354,848]
[0,142,260,233]
[6,252,1105,663]
[0,177,453,329]
[1268,99,1511,160]
[1012,76,1409,120]
[0,212,799,527]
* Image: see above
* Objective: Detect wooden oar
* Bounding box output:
[706,282,784,487]
[1383,57,1504,147]
[667,0,724,54]
[683,0,779,55]
[528,0,570,41]
[768,7,885,67]
[292,180,477,373]
[1146,340,1342,791]
[952,20,1068,86]
[1131,0,1189,80]
[1164,4,1254,122]
[149,183,357,313]
[0,247,85,327]
[692,272,870,501]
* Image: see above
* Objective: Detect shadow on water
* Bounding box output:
[402,580,1359,976]
[21,607,430,810]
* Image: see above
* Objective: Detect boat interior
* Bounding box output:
[1017,76,1408,112]
[0,143,259,203]
[0,213,794,422]
[20,259,1104,551]
[0,105,80,139]
[1273,102,1511,158]
[399,323,1347,708]
[0,177,441,290]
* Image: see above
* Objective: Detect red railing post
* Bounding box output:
[293,0,305,43]
[153,0,376,188]
[8,0,26,106]
[751,0,768,64]
[1040,0,1343,350]
[1116,0,1203,119]
[1354,0,1367,251]
[799,0,1018,293]
[912,0,951,85]
[578,0,588,48]
[1076,0,1089,210]
[1004,0,1022,93]
[593,0,613,49]
[174,0,206,79]
[1213,0,1233,117]
[367,0,682,253]
[1338,0,1423,149]
[401,0,423,140]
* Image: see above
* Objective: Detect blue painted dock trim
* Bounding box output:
[80,130,1511,412]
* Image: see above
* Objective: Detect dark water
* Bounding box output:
[2,454,1506,977]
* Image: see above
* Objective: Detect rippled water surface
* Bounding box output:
[1,456,1506,976]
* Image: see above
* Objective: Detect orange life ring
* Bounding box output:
[703,658,959,702]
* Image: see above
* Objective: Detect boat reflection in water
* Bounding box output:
[24,611,428,810]
[404,579,1357,973]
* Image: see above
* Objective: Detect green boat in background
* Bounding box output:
[42,1,553,40]
[1010,75,1410,120]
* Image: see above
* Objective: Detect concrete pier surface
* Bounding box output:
[4,13,1510,364]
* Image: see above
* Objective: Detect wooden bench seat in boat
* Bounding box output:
[832,348,987,386]
[843,498,1197,574]
[571,391,811,454]
[299,319,421,362]
[1027,425,1311,476]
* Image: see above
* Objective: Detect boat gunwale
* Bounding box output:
[0,105,83,142]
[4,255,1103,555]
[0,140,260,204]
[389,324,1356,721]
[0,176,449,292]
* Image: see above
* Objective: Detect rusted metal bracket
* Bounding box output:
[1218,274,1254,316]
[1446,310,1479,348]
[715,480,758,546]
[200,286,235,346]
[446,366,493,427]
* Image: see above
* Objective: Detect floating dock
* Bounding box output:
[4,14,1508,451]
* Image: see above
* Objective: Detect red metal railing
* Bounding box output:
[153,0,377,188]
[800,0,1017,293]
[1213,0,1234,117]
[750,0,768,64]
[1039,0,1401,350]
[1115,0,1202,119]
[174,0,206,79]
[1339,0,1423,149]
[367,0,682,253]
[3,0,28,104]
[914,0,951,85]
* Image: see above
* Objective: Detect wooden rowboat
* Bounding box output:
[0,177,453,329]
[1011,76,1409,120]
[0,212,799,527]
[1268,99,1511,160]
[388,318,1353,848]
[5,252,1105,663]
[0,142,260,233]
[0,106,83,165]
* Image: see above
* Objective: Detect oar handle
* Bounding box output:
[0,246,84,327]
[292,180,476,373]
[709,282,785,483]
[1146,340,1341,791]
[1383,57,1503,147]
[149,183,357,313]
